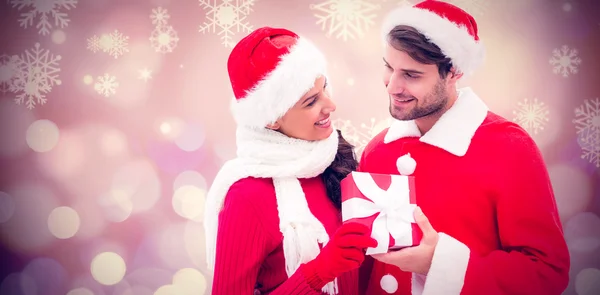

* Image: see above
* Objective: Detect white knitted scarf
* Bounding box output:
[204,125,340,294]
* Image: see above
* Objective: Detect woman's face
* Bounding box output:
[268,76,336,141]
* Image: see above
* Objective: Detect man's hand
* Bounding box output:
[372,206,439,275]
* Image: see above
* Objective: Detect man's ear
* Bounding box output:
[448,67,463,81]
[445,67,463,87]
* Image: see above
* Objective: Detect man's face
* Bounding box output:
[382,43,452,121]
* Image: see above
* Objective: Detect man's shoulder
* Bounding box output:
[478,111,534,143]
[480,111,513,129]
[362,127,391,157]
[473,111,541,160]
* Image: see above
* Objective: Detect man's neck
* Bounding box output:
[415,114,442,135]
[415,90,459,135]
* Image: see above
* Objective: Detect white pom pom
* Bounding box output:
[380,274,399,294]
[396,153,416,175]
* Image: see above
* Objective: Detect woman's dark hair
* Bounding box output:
[322,129,358,209]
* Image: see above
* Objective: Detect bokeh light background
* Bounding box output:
[0,0,599,294]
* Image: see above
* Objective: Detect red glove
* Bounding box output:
[301,222,378,289]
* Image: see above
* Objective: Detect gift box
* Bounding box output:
[341,171,422,255]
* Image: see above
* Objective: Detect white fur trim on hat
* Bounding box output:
[381,6,485,76]
[231,37,328,128]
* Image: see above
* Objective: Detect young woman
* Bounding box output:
[204,27,377,295]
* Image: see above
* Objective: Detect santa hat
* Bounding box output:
[228,27,328,128]
[381,0,485,76]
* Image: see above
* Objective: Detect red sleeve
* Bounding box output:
[422,126,570,295]
[211,183,324,295]
[355,132,386,293]
[356,140,379,294]
[357,128,388,173]
[268,265,329,295]
[357,137,375,172]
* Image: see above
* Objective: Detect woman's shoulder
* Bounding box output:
[225,177,276,205]
[222,177,280,239]
[230,177,274,192]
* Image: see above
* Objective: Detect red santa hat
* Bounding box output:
[227,27,328,128]
[381,0,485,76]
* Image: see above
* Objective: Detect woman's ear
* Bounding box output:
[266,121,280,130]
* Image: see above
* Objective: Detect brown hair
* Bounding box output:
[321,130,358,209]
[387,25,453,78]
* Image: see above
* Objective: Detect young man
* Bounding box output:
[358,1,570,294]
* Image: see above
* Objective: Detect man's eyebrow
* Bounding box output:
[400,69,425,75]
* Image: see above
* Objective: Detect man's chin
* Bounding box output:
[389,109,414,121]
[392,116,414,121]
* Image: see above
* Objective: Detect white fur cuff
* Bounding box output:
[422,233,470,295]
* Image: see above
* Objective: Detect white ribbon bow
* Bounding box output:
[341,172,416,255]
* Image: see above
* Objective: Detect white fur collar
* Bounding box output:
[384,87,488,156]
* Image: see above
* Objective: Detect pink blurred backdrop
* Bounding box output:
[0,0,599,294]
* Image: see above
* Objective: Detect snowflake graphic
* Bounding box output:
[86,35,102,53]
[549,45,581,78]
[512,98,550,135]
[0,54,21,94]
[310,0,381,41]
[9,0,78,36]
[150,25,180,53]
[94,74,118,97]
[150,7,170,27]
[198,0,255,48]
[333,117,392,157]
[573,98,600,168]
[138,68,152,82]
[10,43,61,109]
[446,0,490,16]
[102,30,129,59]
